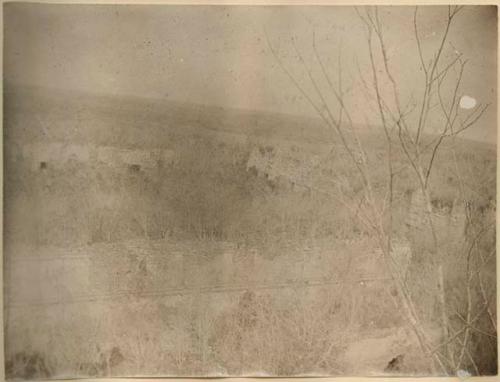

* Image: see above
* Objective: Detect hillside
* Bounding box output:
[5,84,494,159]
[4,85,497,378]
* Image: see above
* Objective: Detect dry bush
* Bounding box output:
[5,309,127,379]
[209,290,348,375]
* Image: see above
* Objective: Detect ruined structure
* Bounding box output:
[16,142,176,171]
[405,188,467,253]
[246,144,323,188]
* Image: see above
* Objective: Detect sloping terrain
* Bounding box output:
[4,86,497,378]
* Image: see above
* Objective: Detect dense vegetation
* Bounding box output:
[4,86,496,377]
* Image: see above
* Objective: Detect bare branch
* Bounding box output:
[312,30,353,128]
[414,7,429,76]
[454,310,497,339]
[424,59,466,186]
[290,36,340,130]
[429,53,463,86]
[415,6,460,145]
[455,104,490,135]
[431,304,489,354]
[263,28,333,130]
[476,261,497,332]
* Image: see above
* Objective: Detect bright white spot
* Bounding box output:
[460,95,477,109]
[457,369,471,379]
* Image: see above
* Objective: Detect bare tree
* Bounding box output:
[265,5,494,375]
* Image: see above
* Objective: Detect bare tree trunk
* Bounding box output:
[438,264,453,366]
[265,5,488,375]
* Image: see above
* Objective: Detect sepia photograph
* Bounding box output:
[3,2,498,379]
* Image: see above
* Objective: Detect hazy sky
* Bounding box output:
[4,4,497,142]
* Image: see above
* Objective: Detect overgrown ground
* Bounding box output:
[4,86,497,378]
